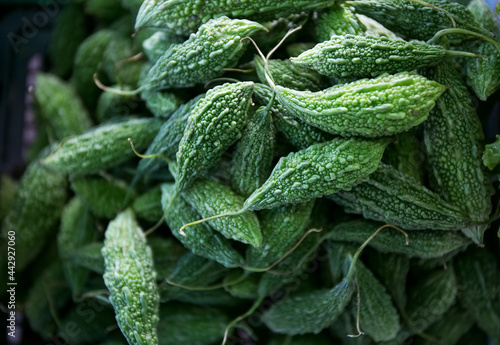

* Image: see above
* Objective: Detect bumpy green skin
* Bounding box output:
[357,14,399,39]
[71,30,114,111]
[466,37,500,101]
[330,163,470,230]
[102,32,143,87]
[142,18,264,90]
[142,31,184,62]
[133,186,163,222]
[102,209,160,345]
[135,0,336,35]
[25,261,71,340]
[243,137,389,211]
[0,175,17,222]
[412,307,474,345]
[368,252,409,311]
[454,248,500,342]
[255,56,327,92]
[58,198,97,298]
[330,311,374,345]
[35,73,92,140]
[176,82,254,191]
[43,118,162,175]
[159,252,228,302]
[1,161,67,272]
[424,62,492,244]
[136,94,204,181]
[71,175,134,219]
[246,200,314,267]
[468,0,499,33]
[182,178,262,247]
[253,84,333,150]
[262,278,354,335]
[157,303,228,345]
[328,219,471,258]
[48,3,88,77]
[276,72,446,137]
[292,35,448,78]
[161,183,244,267]
[350,0,493,42]
[353,260,400,342]
[382,130,425,183]
[231,106,275,198]
[483,135,500,170]
[315,4,366,42]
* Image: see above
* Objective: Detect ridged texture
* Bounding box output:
[246,200,314,267]
[142,17,264,90]
[330,163,470,230]
[253,83,333,150]
[352,260,400,342]
[42,118,162,175]
[135,0,336,35]
[182,178,262,247]
[350,0,493,42]
[262,278,354,335]
[483,135,500,170]
[275,72,446,137]
[327,219,471,258]
[34,73,92,140]
[230,106,275,198]
[161,183,244,267]
[315,4,366,42]
[136,94,204,180]
[424,62,492,244]
[141,90,183,117]
[243,137,389,210]
[175,82,254,191]
[102,209,160,345]
[292,35,448,78]
[157,303,229,345]
[454,248,500,343]
[71,30,114,111]
[48,3,88,77]
[71,175,134,219]
[142,31,184,62]
[255,56,327,92]
[1,161,67,272]
[57,198,97,298]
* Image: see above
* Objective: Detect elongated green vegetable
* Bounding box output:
[102,209,160,345]
[315,4,366,42]
[175,82,254,192]
[42,118,162,175]
[275,72,446,137]
[483,135,500,170]
[330,163,471,230]
[423,61,492,244]
[141,17,265,90]
[291,34,479,78]
[135,0,336,35]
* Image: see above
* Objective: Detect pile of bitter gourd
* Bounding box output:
[2,0,500,344]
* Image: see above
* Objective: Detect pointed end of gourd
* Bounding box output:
[461,224,488,246]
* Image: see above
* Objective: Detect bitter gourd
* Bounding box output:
[175,82,254,192]
[315,4,366,42]
[330,163,471,230]
[42,118,162,175]
[382,130,425,183]
[483,135,500,171]
[141,17,265,90]
[102,209,160,345]
[275,72,446,137]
